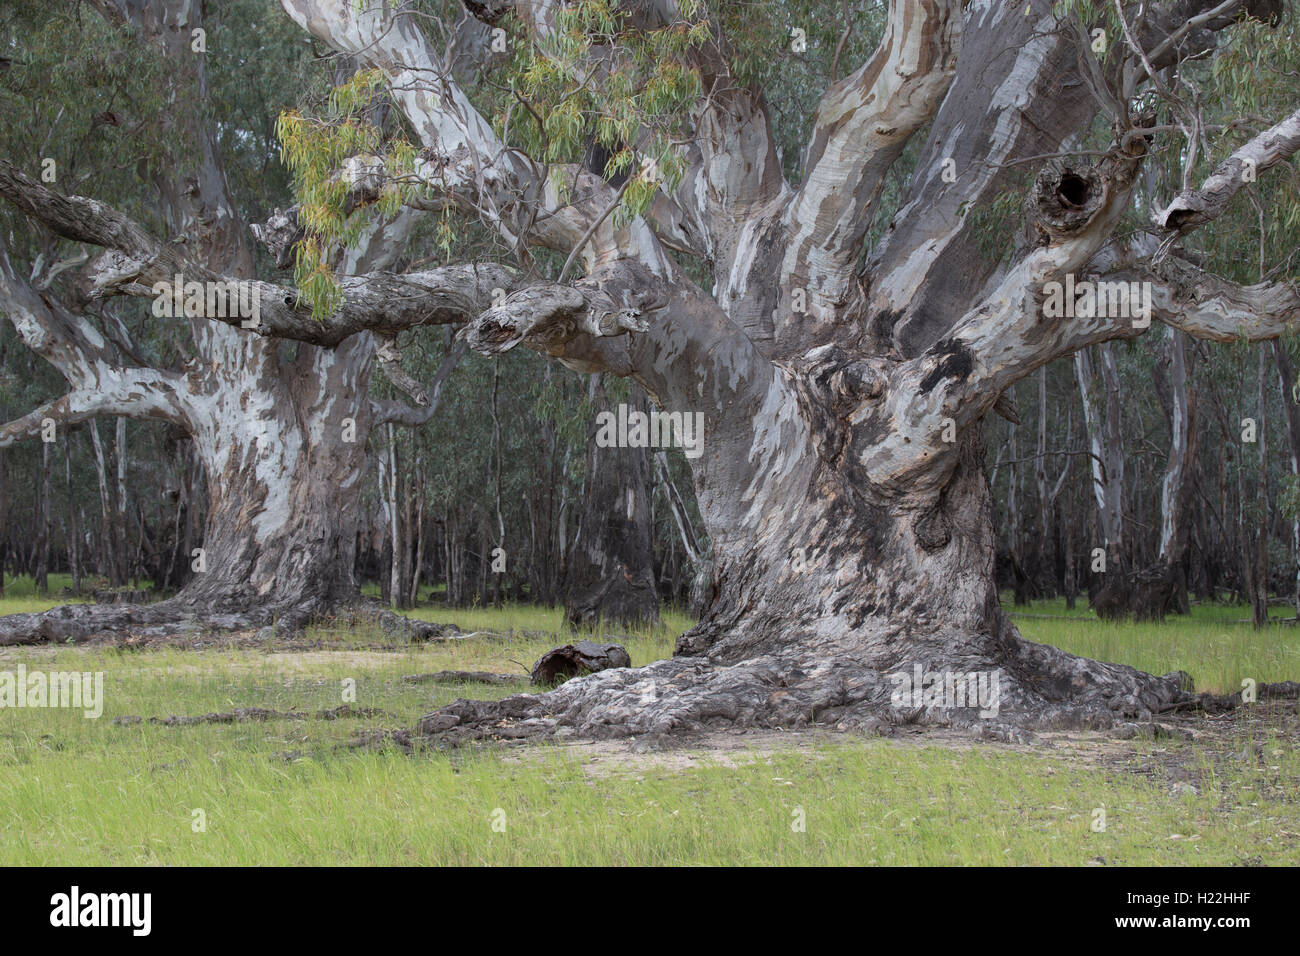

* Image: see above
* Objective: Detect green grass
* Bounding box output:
[0,590,1297,865]
[5,723,1296,865]
[0,573,92,613]
[1007,596,1300,695]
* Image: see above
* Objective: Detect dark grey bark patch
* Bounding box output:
[913,503,952,551]
[918,337,973,394]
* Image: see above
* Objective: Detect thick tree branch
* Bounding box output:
[867,0,1282,359]
[0,369,189,448]
[785,0,962,309]
[0,159,660,377]
[371,338,467,426]
[0,235,117,385]
[860,146,1148,490]
[459,275,650,355]
[1118,256,1300,341]
[0,221,190,443]
[1155,105,1300,233]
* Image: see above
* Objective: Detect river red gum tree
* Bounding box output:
[0,0,446,642]
[2,0,1298,740]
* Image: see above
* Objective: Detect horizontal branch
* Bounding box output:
[1124,256,1300,342]
[1,158,664,390]
[0,368,189,448]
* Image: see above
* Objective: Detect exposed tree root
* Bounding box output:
[402,671,524,686]
[0,595,460,646]
[408,624,1219,748]
[113,704,387,726]
[0,599,259,646]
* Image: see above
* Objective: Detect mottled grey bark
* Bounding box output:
[1075,343,1131,618]
[0,0,440,642]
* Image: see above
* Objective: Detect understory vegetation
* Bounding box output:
[2,578,1295,866]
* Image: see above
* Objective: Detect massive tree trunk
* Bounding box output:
[173,336,375,622]
[563,378,659,630]
[3,0,1297,736]
[0,0,447,643]
[432,418,1187,743]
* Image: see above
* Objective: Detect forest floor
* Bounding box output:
[0,575,1297,865]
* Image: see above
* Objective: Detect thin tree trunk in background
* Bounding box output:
[1034,367,1051,596]
[89,422,116,585]
[131,500,153,592]
[114,418,129,586]
[1250,346,1270,629]
[1200,358,1240,605]
[400,463,413,610]
[1157,329,1196,615]
[656,449,708,612]
[410,459,424,606]
[1271,339,1300,618]
[1006,418,1029,605]
[478,521,489,606]
[380,424,397,608]
[491,362,504,606]
[555,444,571,603]
[1076,343,1128,618]
[165,487,183,592]
[65,433,80,594]
[36,439,50,593]
[442,508,452,606]
[0,422,7,598]
[1062,486,1078,610]
[1133,326,1198,618]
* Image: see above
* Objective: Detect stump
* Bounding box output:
[530,640,632,686]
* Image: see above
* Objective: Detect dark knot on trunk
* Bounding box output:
[1029,160,1105,242]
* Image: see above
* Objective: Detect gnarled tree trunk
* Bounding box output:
[0,0,444,643]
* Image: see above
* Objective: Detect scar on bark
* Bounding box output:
[918,337,973,394]
[913,499,952,552]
